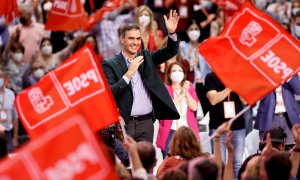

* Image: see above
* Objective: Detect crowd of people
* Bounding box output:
[0,0,300,179]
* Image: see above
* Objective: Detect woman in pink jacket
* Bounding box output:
[156,62,200,158]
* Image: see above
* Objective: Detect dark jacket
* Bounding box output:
[102,36,180,123]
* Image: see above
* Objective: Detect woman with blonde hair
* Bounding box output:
[157,126,209,178]
[135,5,163,50]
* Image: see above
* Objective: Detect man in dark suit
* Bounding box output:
[102,10,180,142]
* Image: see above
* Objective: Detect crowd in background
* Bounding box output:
[0,0,300,179]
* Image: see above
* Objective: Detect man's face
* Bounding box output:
[120,29,141,56]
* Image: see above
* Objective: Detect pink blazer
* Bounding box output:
[156,84,200,150]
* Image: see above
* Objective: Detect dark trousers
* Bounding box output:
[126,118,154,143]
[4,130,13,153]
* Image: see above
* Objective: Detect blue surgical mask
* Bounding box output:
[0,78,4,87]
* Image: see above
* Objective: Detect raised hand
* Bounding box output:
[182,80,190,94]
[225,131,234,153]
[164,9,179,34]
[292,124,300,147]
[215,121,232,137]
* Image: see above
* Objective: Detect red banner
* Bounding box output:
[0,115,118,179]
[45,0,88,31]
[15,45,119,138]
[0,0,19,22]
[84,0,125,31]
[199,2,300,105]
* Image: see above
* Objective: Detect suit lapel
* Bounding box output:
[117,53,128,75]
[117,52,133,95]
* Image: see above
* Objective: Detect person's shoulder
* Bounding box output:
[205,72,215,80]
[4,88,15,97]
[103,54,120,64]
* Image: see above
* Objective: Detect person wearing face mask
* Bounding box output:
[204,72,246,179]
[193,0,218,42]
[292,0,300,17]
[22,61,46,89]
[135,5,163,50]
[36,37,78,72]
[9,4,48,64]
[4,42,29,94]
[156,62,200,158]
[0,69,19,153]
[179,19,211,116]
[292,11,300,39]
[266,0,292,24]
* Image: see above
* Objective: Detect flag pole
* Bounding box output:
[201,105,251,146]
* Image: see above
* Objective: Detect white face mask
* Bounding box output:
[171,71,184,83]
[295,25,300,37]
[43,1,53,11]
[13,52,23,62]
[139,15,150,27]
[201,0,213,9]
[292,8,300,16]
[188,30,201,41]
[41,45,53,56]
[33,69,45,79]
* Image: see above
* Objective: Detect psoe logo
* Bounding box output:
[239,21,263,47]
[28,87,54,114]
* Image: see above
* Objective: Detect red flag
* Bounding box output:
[84,0,125,31]
[45,0,88,31]
[15,45,119,138]
[0,0,19,22]
[199,1,300,105]
[0,115,119,179]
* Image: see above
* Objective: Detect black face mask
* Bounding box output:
[19,17,28,25]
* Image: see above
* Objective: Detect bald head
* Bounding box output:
[137,141,156,172]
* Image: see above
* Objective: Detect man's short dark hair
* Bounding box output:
[265,152,291,180]
[137,141,156,171]
[118,24,140,37]
[259,127,287,151]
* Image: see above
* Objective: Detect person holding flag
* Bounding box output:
[204,72,246,179]
[102,10,180,142]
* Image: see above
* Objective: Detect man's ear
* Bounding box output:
[120,35,125,44]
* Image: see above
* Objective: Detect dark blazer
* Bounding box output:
[255,76,300,131]
[102,36,180,123]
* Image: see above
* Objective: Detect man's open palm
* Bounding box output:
[164,10,179,34]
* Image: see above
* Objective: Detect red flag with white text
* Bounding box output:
[199,1,300,105]
[45,0,88,31]
[0,0,19,22]
[0,115,119,179]
[15,45,119,138]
